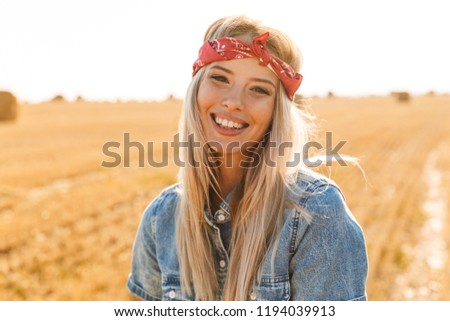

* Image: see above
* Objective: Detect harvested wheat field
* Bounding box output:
[0,96,449,300]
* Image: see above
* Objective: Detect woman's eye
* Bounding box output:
[252,87,270,95]
[210,75,228,83]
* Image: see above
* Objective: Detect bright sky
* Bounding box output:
[1,0,449,102]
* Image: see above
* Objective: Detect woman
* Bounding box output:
[127,15,368,301]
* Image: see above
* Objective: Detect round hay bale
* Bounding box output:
[391,91,411,103]
[51,94,65,102]
[0,91,18,121]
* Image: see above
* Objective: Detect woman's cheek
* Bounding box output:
[197,82,216,110]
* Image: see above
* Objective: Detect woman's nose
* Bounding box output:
[222,86,244,111]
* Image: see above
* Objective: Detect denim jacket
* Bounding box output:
[127,169,368,301]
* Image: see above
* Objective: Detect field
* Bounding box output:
[0,96,449,300]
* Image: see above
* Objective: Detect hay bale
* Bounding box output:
[0,91,18,121]
[51,94,65,102]
[391,91,411,102]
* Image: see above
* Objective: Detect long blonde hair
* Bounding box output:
[176,16,311,300]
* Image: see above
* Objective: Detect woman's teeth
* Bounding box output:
[214,116,245,129]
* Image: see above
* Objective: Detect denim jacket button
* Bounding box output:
[219,260,226,268]
[217,214,225,222]
[169,290,176,299]
[249,292,257,300]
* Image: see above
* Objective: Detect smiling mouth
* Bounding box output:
[211,114,249,130]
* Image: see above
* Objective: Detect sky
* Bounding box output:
[1,0,449,102]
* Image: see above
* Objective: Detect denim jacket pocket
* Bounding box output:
[161,275,195,301]
[250,275,291,301]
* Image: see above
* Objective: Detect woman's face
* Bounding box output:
[197,58,277,157]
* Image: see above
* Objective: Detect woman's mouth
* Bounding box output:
[211,114,249,130]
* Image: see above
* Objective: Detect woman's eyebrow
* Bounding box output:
[210,65,233,74]
[210,65,276,89]
[250,77,276,89]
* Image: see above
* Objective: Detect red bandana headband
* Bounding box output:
[192,32,302,100]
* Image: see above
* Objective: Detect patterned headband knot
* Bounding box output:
[192,32,303,100]
[251,33,271,66]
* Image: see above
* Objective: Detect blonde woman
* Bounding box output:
[127,16,368,301]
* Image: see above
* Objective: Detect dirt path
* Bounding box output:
[395,144,448,299]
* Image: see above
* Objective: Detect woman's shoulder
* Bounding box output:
[290,168,345,206]
[141,183,181,221]
[288,168,362,227]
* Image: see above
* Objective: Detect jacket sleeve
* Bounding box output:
[127,198,163,300]
[289,184,368,301]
